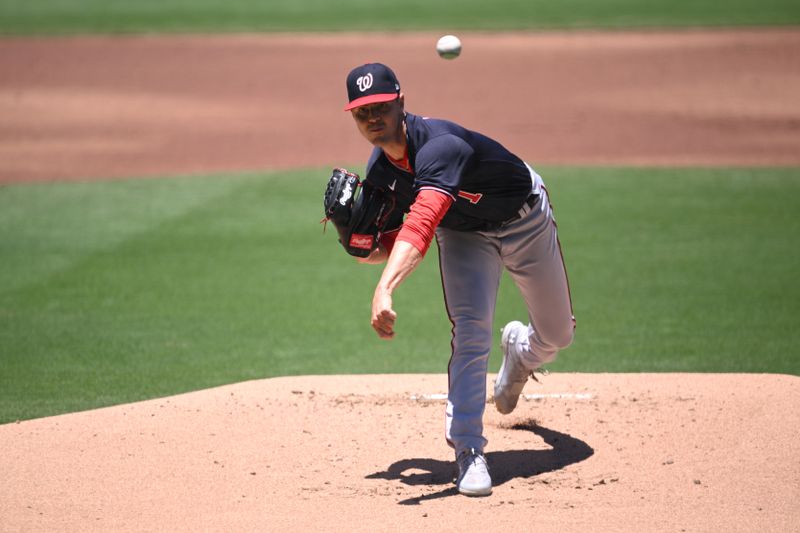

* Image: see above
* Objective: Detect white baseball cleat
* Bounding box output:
[494,320,535,414]
[456,448,492,496]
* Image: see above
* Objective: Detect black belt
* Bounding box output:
[510,193,539,221]
[478,193,540,232]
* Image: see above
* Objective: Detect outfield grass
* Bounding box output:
[1,0,799,35]
[1,167,798,422]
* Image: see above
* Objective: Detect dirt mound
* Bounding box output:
[2,373,797,532]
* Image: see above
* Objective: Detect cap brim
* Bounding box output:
[344,93,398,111]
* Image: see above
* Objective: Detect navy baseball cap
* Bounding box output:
[344,63,401,111]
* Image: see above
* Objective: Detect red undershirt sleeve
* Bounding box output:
[395,189,454,256]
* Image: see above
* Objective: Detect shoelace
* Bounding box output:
[458,448,487,470]
[505,324,550,384]
[530,368,549,383]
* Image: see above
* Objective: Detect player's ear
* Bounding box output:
[397,93,405,110]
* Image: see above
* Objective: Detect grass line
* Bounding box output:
[1,0,799,34]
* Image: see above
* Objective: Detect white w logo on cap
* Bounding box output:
[356,73,373,92]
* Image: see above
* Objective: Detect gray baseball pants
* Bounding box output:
[436,168,575,455]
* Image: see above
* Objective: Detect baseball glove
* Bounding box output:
[323,168,394,258]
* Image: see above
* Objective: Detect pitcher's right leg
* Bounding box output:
[435,227,502,456]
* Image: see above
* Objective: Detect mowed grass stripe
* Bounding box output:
[546,167,800,373]
[1,167,798,423]
[0,175,252,293]
[1,0,799,34]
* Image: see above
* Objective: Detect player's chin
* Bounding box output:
[366,129,388,143]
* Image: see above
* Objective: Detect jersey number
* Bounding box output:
[458,190,483,204]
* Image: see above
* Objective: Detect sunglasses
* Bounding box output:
[351,101,395,121]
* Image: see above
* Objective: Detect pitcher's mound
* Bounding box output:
[1,373,798,532]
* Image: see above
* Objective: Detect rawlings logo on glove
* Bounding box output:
[323,168,395,258]
[349,233,375,250]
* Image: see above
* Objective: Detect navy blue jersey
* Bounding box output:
[364,113,533,232]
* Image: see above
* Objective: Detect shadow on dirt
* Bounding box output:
[366,421,594,505]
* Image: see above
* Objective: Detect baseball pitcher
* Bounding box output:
[323,63,575,497]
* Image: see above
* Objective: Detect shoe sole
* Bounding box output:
[458,485,493,497]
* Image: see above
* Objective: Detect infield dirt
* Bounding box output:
[1,29,799,183]
[1,373,798,532]
[1,29,799,532]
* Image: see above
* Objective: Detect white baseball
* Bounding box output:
[436,35,462,60]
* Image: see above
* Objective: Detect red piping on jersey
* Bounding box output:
[436,235,458,451]
[385,146,413,174]
[541,184,577,329]
[396,189,453,256]
[419,185,455,201]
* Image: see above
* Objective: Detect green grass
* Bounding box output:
[530,168,800,373]
[1,167,799,423]
[1,0,799,35]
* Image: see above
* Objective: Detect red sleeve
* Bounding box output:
[396,189,454,256]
